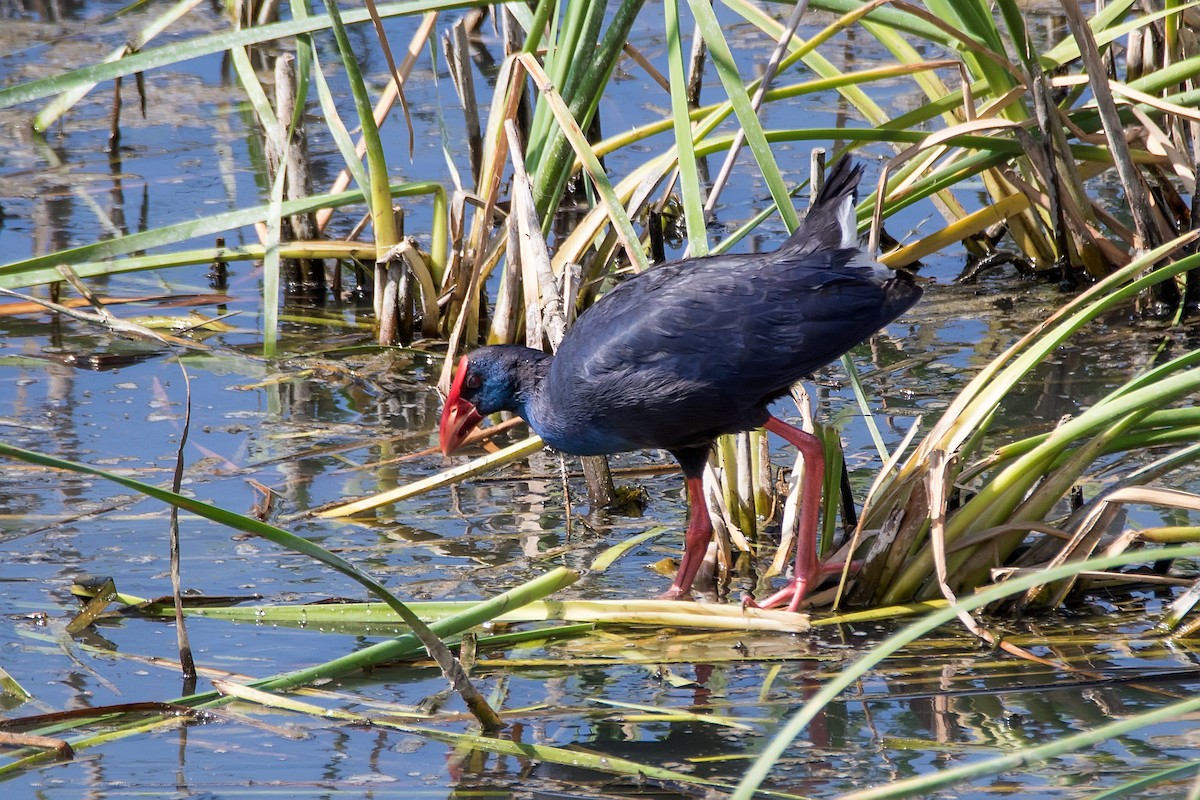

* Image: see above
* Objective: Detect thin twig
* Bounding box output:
[1060,0,1160,251]
[363,0,415,159]
[0,286,205,350]
[701,0,809,218]
[171,363,197,681]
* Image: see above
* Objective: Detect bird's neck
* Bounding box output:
[510,347,578,451]
[507,347,554,421]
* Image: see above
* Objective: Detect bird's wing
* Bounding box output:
[546,249,912,450]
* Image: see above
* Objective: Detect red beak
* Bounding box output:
[439,355,484,455]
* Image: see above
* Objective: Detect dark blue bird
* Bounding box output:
[440,158,921,610]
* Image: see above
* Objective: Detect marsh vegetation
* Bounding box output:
[2,1,1200,797]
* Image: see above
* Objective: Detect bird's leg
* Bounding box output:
[747,416,850,612]
[659,476,712,600]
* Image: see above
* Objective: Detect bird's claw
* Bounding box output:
[745,580,811,613]
[741,594,765,611]
[745,559,861,613]
[658,585,690,601]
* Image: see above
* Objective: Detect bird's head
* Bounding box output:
[439,346,542,455]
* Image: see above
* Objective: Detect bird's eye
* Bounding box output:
[465,373,482,390]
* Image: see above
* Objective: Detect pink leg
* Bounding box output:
[659,476,712,600]
[746,416,848,612]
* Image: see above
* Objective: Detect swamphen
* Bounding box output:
[439,157,921,610]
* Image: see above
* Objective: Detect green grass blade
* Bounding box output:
[1087,761,1200,799]
[0,0,489,110]
[732,543,1200,799]
[262,140,286,357]
[664,0,708,255]
[844,693,1200,799]
[33,0,205,131]
[0,181,444,290]
[0,442,411,617]
[82,588,810,633]
[518,53,648,271]
[0,567,582,777]
[309,48,371,196]
[687,0,795,230]
[322,0,397,250]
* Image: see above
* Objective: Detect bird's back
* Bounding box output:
[532,160,921,456]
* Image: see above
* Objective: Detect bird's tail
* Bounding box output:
[783,157,863,252]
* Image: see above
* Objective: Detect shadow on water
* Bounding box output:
[1,2,1199,798]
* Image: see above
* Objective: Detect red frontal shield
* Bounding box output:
[439,355,484,455]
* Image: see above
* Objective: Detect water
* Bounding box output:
[1,2,1199,798]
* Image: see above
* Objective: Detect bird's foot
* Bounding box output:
[658,585,691,601]
[742,559,860,612]
[742,579,814,613]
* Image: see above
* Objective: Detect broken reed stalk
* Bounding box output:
[501,7,534,145]
[506,119,616,509]
[109,75,123,152]
[377,210,403,345]
[685,17,706,108]
[268,54,326,301]
[395,211,415,344]
[445,16,483,186]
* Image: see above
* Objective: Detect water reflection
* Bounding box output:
[1,0,88,23]
[2,4,1199,800]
